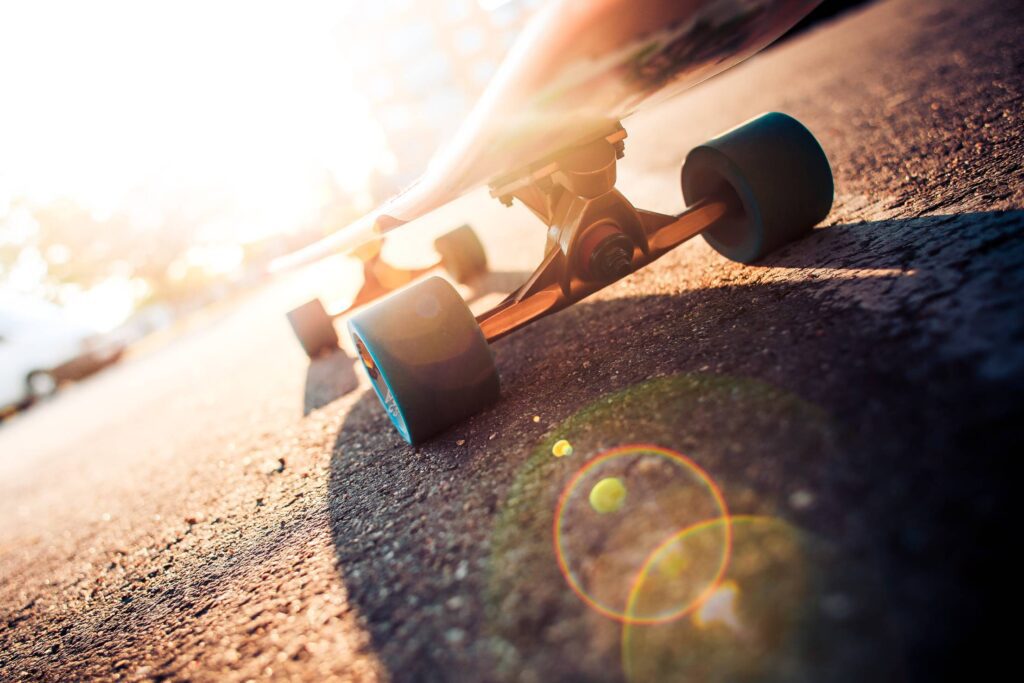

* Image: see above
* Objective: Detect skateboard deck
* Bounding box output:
[271,0,821,272]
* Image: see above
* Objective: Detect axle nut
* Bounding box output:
[578,222,634,282]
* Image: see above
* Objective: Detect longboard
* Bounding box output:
[284,0,834,445]
[271,0,822,272]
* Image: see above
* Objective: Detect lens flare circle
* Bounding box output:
[621,515,809,683]
[553,444,731,625]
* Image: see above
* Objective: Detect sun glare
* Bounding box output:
[0,0,538,329]
[0,0,389,244]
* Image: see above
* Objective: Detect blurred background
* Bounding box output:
[0,0,546,414]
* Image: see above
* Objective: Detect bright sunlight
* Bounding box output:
[0,0,389,245]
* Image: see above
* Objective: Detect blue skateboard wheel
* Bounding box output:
[682,112,833,264]
[348,276,499,444]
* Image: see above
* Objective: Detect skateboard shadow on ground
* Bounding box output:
[304,350,360,416]
[302,269,531,416]
[755,210,1024,272]
[324,211,1021,681]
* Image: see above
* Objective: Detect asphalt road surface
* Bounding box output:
[2,0,1022,680]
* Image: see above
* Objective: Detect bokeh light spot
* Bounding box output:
[589,477,626,513]
[692,579,741,632]
[552,439,574,458]
[656,545,690,579]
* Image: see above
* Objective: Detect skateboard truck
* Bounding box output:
[477,125,732,342]
[348,112,834,443]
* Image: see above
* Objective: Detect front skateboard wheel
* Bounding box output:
[287,298,340,358]
[434,225,488,284]
[682,112,833,264]
[348,276,499,444]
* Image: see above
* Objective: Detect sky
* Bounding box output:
[0,0,392,245]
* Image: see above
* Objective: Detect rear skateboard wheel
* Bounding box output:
[682,112,833,264]
[287,299,340,358]
[348,276,499,444]
[434,224,488,284]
